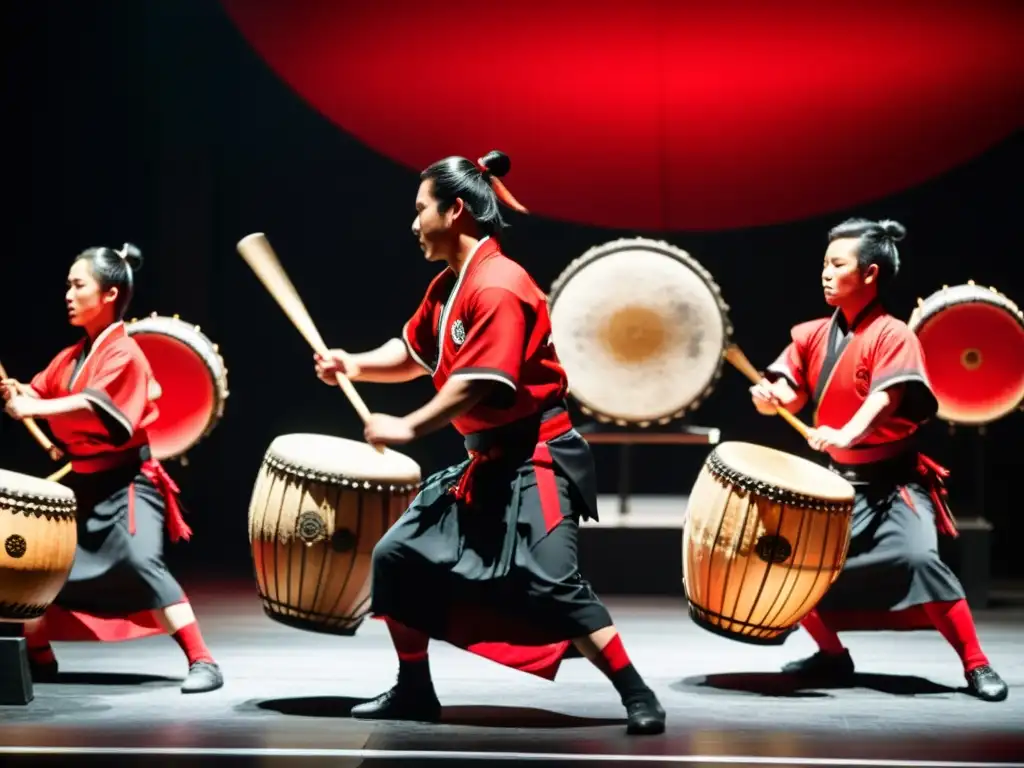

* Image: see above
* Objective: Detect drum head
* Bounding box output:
[549,238,731,425]
[713,442,854,502]
[0,468,76,502]
[266,434,422,484]
[909,284,1024,425]
[127,315,229,460]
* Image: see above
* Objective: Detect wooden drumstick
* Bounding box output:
[47,463,72,482]
[724,344,812,439]
[0,360,64,461]
[236,233,384,452]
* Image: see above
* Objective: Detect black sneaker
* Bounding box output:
[781,649,855,680]
[966,665,1008,702]
[624,691,666,735]
[350,683,442,723]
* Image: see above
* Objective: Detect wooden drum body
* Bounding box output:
[682,442,854,645]
[0,469,77,623]
[248,434,421,635]
[908,283,1024,425]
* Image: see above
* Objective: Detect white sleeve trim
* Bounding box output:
[766,362,801,390]
[401,322,432,372]
[448,369,517,390]
[869,372,931,393]
[81,388,134,439]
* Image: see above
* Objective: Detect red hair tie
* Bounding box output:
[476,157,529,214]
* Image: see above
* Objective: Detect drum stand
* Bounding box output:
[576,421,721,516]
[0,622,33,705]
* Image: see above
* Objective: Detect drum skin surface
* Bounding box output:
[248,434,421,635]
[682,442,854,645]
[0,469,78,623]
[908,284,1024,426]
[127,314,230,460]
[549,238,731,426]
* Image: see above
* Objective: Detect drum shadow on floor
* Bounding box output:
[674,672,962,698]
[250,696,622,728]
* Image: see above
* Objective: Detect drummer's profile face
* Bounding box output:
[821,237,872,307]
[412,179,455,263]
[65,259,116,328]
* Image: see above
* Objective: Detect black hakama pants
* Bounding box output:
[44,462,187,641]
[815,455,965,630]
[369,407,614,679]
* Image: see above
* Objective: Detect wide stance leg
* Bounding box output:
[923,600,1007,701]
[153,599,223,694]
[351,523,443,723]
[533,520,665,735]
[351,617,442,722]
[573,627,665,734]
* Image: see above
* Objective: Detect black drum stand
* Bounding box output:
[0,622,33,705]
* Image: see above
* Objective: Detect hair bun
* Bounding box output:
[479,150,511,178]
[878,219,906,242]
[119,242,144,271]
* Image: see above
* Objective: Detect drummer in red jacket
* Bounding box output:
[751,217,1007,702]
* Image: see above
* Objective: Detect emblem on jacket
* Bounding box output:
[451,319,466,345]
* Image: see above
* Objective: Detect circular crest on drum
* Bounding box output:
[4,535,27,559]
[0,469,78,624]
[908,282,1024,425]
[126,313,231,461]
[296,511,328,545]
[548,238,732,426]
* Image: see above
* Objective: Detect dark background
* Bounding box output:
[2,1,1021,578]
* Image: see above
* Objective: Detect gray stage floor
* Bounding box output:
[1,578,1021,767]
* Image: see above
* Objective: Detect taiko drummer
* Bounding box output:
[750,218,1007,702]
[314,150,665,735]
[1,244,223,694]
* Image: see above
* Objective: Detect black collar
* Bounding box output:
[833,296,882,335]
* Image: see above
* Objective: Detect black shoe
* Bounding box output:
[966,665,1008,702]
[29,657,59,683]
[182,660,224,693]
[351,683,441,723]
[624,691,666,735]
[781,649,855,679]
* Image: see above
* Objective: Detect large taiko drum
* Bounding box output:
[0,469,77,623]
[126,313,230,460]
[548,238,732,426]
[908,283,1024,425]
[682,442,855,645]
[248,434,421,635]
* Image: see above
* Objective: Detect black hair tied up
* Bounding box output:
[827,217,905,291]
[420,149,528,238]
[877,219,906,242]
[73,242,144,319]
[116,242,144,270]
[477,149,511,179]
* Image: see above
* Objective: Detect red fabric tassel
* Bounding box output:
[141,459,192,542]
[450,411,573,509]
[475,157,529,213]
[915,453,958,538]
[127,482,137,535]
[450,448,498,508]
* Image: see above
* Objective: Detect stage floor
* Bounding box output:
[1,579,1021,767]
